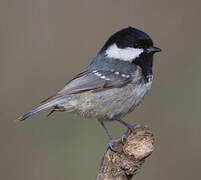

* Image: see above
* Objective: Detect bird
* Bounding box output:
[17,27,161,150]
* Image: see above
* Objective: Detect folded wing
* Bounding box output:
[18,69,132,121]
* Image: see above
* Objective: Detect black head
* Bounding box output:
[98,27,161,82]
[101,27,161,55]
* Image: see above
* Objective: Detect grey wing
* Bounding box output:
[42,70,132,103]
[18,70,133,121]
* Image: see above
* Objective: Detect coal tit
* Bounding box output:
[18,27,161,150]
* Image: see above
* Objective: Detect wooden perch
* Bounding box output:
[96,125,154,180]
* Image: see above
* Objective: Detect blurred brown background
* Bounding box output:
[0,0,201,179]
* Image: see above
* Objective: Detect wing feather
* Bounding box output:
[42,70,132,103]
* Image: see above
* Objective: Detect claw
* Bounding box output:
[121,123,144,143]
[121,128,131,143]
[127,123,135,129]
[109,138,117,151]
[121,124,136,144]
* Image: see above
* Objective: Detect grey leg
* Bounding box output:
[99,120,116,151]
[115,118,135,129]
[115,118,135,143]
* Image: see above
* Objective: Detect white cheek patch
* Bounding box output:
[105,43,144,62]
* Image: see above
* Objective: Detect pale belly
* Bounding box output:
[59,79,152,121]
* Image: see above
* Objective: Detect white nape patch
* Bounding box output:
[105,43,144,62]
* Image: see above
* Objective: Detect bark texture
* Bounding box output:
[96,125,154,180]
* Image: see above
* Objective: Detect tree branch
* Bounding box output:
[96,125,154,180]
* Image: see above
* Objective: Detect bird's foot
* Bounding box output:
[121,123,144,143]
[109,138,118,151]
[121,128,132,143]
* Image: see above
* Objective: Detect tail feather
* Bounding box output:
[17,98,63,121]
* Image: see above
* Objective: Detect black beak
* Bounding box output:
[146,46,162,54]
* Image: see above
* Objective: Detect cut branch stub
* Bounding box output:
[96,125,154,180]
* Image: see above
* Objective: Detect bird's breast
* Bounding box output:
[63,78,151,121]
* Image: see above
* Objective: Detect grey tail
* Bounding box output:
[17,98,63,122]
